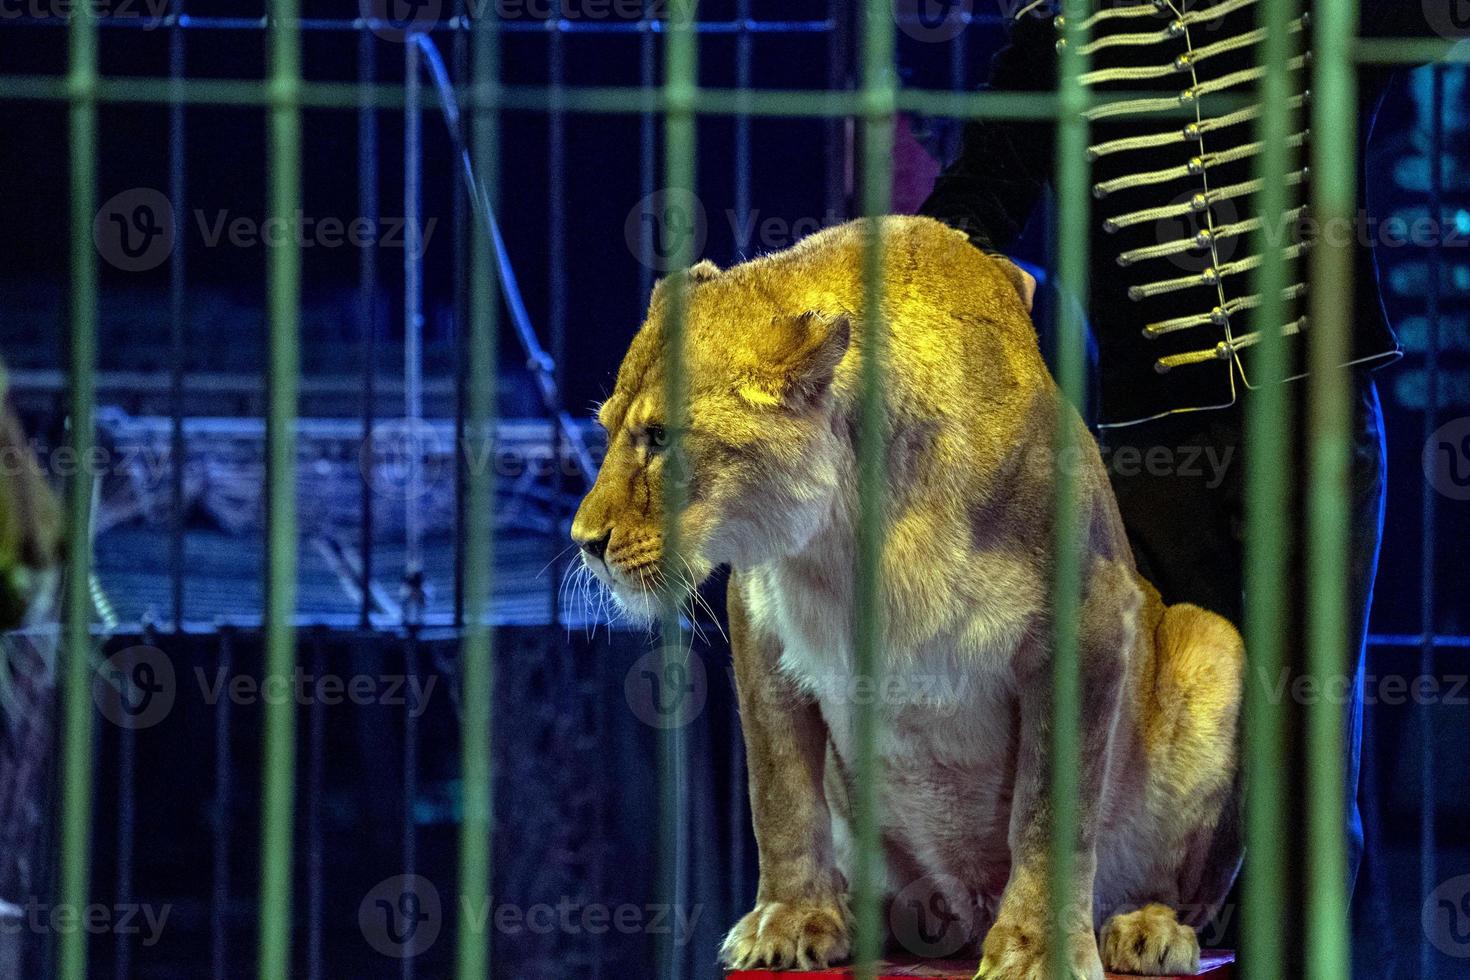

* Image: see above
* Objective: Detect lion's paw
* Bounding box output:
[975,918,1103,980]
[719,900,851,971]
[1099,903,1200,976]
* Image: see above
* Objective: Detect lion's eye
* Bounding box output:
[644,424,670,451]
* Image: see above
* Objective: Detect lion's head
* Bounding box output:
[570,259,852,623]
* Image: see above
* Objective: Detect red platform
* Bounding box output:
[727,950,1235,979]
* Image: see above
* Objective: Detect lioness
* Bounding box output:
[571,216,1243,979]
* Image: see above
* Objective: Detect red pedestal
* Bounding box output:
[726,950,1236,979]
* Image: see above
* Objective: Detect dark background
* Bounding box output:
[0,2,1467,979]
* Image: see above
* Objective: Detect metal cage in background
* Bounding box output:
[0,1,1464,979]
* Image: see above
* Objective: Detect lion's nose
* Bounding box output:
[578,530,611,562]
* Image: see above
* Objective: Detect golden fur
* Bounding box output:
[572,216,1244,979]
[0,374,60,630]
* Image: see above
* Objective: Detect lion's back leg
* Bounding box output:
[1100,602,1244,975]
[1150,603,1245,924]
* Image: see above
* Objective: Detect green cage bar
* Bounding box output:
[0,75,1250,119]
[1049,1,1090,976]
[1242,0,1298,977]
[258,3,302,980]
[849,3,893,978]
[456,10,500,980]
[59,5,98,980]
[658,4,697,979]
[1305,1,1357,976]
[11,8,1453,980]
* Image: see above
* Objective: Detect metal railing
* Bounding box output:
[5,1,1457,978]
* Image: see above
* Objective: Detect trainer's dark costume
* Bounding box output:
[919,0,1428,950]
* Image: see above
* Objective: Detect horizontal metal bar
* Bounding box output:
[6,14,838,34]
[0,75,1259,119]
[9,368,465,398]
[0,608,708,637]
[5,14,1456,64]
[4,12,1042,34]
[1368,633,1470,650]
[14,616,1470,648]
[1354,37,1470,65]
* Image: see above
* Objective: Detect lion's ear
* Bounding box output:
[740,312,851,409]
[650,260,722,306]
[687,259,721,282]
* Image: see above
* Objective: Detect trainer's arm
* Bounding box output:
[917,13,1058,257]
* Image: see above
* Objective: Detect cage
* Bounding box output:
[0,2,1466,979]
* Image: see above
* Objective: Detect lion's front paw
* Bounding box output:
[719,899,851,971]
[975,919,1103,980]
[1099,903,1199,976]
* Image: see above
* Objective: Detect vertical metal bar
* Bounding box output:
[638,4,657,302]
[947,8,967,94]
[825,0,849,221]
[1243,0,1297,975]
[114,640,137,980]
[169,0,188,631]
[1049,2,1090,976]
[259,1,303,977]
[548,4,568,626]
[1305,3,1356,976]
[405,37,425,621]
[59,1,98,977]
[456,8,499,980]
[453,0,469,631]
[1418,61,1445,980]
[305,634,325,980]
[729,0,753,918]
[734,0,751,247]
[658,5,697,979]
[212,629,235,980]
[400,630,419,980]
[359,24,380,631]
[851,3,892,978]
